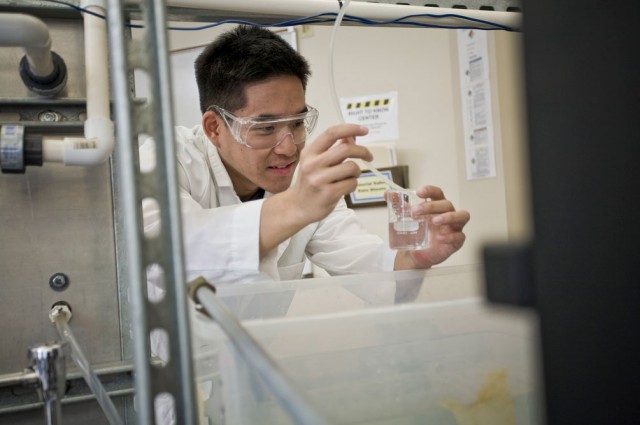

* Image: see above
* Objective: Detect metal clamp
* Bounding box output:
[187,276,216,319]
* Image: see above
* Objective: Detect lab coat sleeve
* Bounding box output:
[306,199,396,275]
[143,192,271,286]
[140,136,272,288]
[181,197,270,284]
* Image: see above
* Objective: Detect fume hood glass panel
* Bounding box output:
[192,266,543,425]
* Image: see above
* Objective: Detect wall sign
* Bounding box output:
[457,29,497,180]
[345,165,408,208]
[339,91,399,144]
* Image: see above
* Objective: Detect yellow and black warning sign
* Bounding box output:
[345,98,391,110]
[339,92,399,143]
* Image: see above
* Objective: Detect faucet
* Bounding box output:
[28,342,68,425]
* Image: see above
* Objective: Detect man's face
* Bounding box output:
[203,75,308,200]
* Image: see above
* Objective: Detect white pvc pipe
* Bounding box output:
[43,0,115,166]
[83,0,111,120]
[42,137,65,163]
[0,13,54,76]
[167,0,522,31]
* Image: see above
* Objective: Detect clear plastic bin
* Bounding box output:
[192,266,542,425]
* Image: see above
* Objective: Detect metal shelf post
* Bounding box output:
[106,0,198,423]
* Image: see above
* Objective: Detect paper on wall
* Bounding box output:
[339,91,399,144]
[457,29,497,180]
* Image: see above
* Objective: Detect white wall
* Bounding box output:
[155,22,527,269]
[300,26,526,267]
[302,26,463,256]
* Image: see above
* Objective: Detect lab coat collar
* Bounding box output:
[195,126,234,190]
[196,125,275,201]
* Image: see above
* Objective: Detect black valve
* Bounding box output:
[19,51,68,98]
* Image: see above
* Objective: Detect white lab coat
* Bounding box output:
[140,125,396,288]
[140,126,397,424]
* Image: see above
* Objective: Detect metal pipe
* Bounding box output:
[0,359,149,415]
[0,389,134,416]
[104,0,156,420]
[0,360,143,388]
[0,370,38,388]
[190,278,330,425]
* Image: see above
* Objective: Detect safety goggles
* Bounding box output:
[208,104,319,150]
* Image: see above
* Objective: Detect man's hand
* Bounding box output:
[260,124,372,256]
[394,185,470,270]
[289,123,372,222]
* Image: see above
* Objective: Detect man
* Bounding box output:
[142,24,470,287]
[142,24,471,425]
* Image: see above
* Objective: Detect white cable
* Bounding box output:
[328,0,404,190]
[327,0,349,123]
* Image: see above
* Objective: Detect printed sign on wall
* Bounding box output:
[339,91,399,144]
[457,29,497,180]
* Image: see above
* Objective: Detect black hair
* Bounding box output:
[194,25,311,114]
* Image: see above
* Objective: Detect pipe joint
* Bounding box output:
[19,51,68,97]
[76,117,114,165]
[187,276,216,319]
[0,125,43,174]
[0,13,68,96]
[49,303,73,325]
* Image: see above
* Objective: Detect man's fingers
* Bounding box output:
[307,124,369,154]
[304,161,362,188]
[432,210,471,227]
[325,141,373,166]
[413,199,455,216]
[416,185,445,200]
